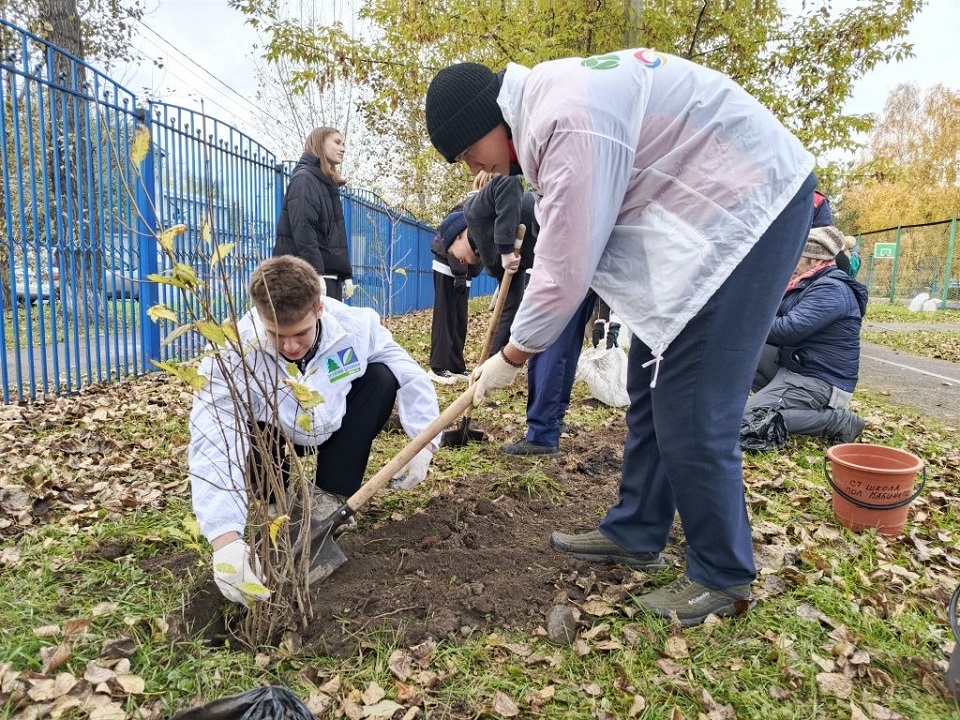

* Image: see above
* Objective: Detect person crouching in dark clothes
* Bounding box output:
[463,172,538,354]
[743,225,868,447]
[428,208,483,384]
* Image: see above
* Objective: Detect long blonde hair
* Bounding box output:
[303,127,346,186]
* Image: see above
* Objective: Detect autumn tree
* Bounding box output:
[0,0,145,303]
[233,0,920,220]
[0,0,145,68]
[838,82,960,233]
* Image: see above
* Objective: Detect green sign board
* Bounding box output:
[873,242,898,259]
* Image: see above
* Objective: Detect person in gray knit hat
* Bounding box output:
[425,49,818,626]
[803,225,845,261]
[743,224,869,450]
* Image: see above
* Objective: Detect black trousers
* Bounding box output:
[429,271,469,374]
[324,277,344,301]
[248,363,399,498]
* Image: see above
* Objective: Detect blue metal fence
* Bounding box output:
[1,18,143,402]
[1,18,492,403]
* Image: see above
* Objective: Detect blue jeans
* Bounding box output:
[526,293,598,447]
[600,173,817,589]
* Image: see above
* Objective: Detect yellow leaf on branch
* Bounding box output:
[147,304,178,324]
[269,515,289,547]
[282,379,324,409]
[150,360,207,391]
[157,224,187,254]
[210,242,236,269]
[194,321,227,346]
[130,125,151,166]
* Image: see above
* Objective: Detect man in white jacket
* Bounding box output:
[426,49,816,625]
[190,256,440,606]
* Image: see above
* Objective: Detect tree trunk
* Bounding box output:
[624,0,642,47]
[42,0,100,321]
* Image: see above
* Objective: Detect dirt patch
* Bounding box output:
[173,420,643,655]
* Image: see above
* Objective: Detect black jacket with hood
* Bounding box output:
[463,175,537,280]
[273,152,352,279]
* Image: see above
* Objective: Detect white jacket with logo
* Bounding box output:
[189,298,439,541]
[498,49,815,373]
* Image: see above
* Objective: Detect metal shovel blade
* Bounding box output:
[289,490,352,585]
[947,647,960,701]
[440,416,487,447]
[947,584,960,700]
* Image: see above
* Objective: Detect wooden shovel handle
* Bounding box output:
[477,223,526,368]
[347,225,526,513]
[347,384,477,512]
[465,224,525,424]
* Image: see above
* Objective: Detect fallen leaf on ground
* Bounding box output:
[491,689,519,717]
[816,672,853,699]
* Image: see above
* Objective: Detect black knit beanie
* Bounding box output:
[438,210,469,250]
[425,63,504,163]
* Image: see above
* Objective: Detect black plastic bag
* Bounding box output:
[172,686,314,720]
[740,407,788,453]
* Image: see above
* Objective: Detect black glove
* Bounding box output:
[592,322,604,348]
[453,277,468,294]
[606,323,621,349]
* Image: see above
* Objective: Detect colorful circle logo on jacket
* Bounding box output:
[581,54,620,70]
[633,49,664,68]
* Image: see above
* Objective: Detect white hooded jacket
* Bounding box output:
[189,298,440,541]
[498,49,815,379]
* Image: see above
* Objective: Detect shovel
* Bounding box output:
[299,383,479,584]
[440,223,525,448]
[946,583,960,700]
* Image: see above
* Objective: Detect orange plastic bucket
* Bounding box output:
[824,444,925,536]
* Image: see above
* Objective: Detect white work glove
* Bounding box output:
[390,447,434,490]
[500,251,521,275]
[472,351,523,404]
[343,279,357,299]
[212,539,270,607]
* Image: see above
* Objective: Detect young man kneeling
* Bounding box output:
[189,256,440,606]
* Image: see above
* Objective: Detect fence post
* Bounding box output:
[342,189,353,304]
[135,108,160,371]
[274,163,285,226]
[942,218,957,310]
[889,226,902,303]
[388,213,395,318]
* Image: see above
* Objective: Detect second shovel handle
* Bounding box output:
[477,224,525,365]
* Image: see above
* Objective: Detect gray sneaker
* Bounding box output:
[502,439,559,456]
[550,529,668,571]
[636,575,754,626]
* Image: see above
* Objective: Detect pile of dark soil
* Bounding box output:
[173,419,652,655]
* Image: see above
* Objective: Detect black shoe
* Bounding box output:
[429,369,468,385]
[502,439,559,456]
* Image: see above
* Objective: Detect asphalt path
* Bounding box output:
[859,322,960,427]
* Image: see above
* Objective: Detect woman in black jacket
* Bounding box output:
[274,127,352,300]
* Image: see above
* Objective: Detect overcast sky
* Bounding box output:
[116,0,960,160]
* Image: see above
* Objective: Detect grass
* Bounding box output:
[862,330,960,363]
[862,301,960,362]
[864,301,960,324]
[3,299,141,349]
[2,299,959,719]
